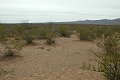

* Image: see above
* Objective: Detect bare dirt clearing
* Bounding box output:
[0,35,106,80]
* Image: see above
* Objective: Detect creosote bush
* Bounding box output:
[79,30,96,41]
[23,35,34,44]
[46,33,56,45]
[31,28,52,39]
[97,34,120,80]
[58,27,72,38]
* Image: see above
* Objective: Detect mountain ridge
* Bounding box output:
[57,18,120,25]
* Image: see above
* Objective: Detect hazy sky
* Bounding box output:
[0,0,120,23]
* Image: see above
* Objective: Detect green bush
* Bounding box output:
[23,35,34,44]
[3,49,15,57]
[79,31,96,41]
[46,33,56,45]
[58,27,72,38]
[32,28,52,39]
[97,34,120,80]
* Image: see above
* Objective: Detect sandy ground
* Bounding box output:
[0,35,106,80]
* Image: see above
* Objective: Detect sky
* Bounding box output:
[0,0,120,23]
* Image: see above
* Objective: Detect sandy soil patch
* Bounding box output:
[0,35,106,80]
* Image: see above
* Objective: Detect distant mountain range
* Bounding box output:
[57,18,120,25]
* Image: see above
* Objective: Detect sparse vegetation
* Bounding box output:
[0,31,23,58]
[0,23,120,80]
[79,30,96,41]
[0,39,23,58]
[58,26,72,38]
[3,49,15,57]
[46,38,55,45]
[35,28,52,39]
[23,34,34,44]
[96,34,120,80]
[46,32,56,45]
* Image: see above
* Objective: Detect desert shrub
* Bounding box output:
[101,29,115,38]
[58,27,72,38]
[97,34,120,80]
[91,26,118,38]
[23,34,34,44]
[0,27,20,58]
[0,35,23,58]
[92,27,107,38]
[46,38,55,45]
[37,30,50,39]
[79,30,96,41]
[46,33,56,45]
[3,49,15,57]
[13,26,25,36]
[33,28,52,39]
